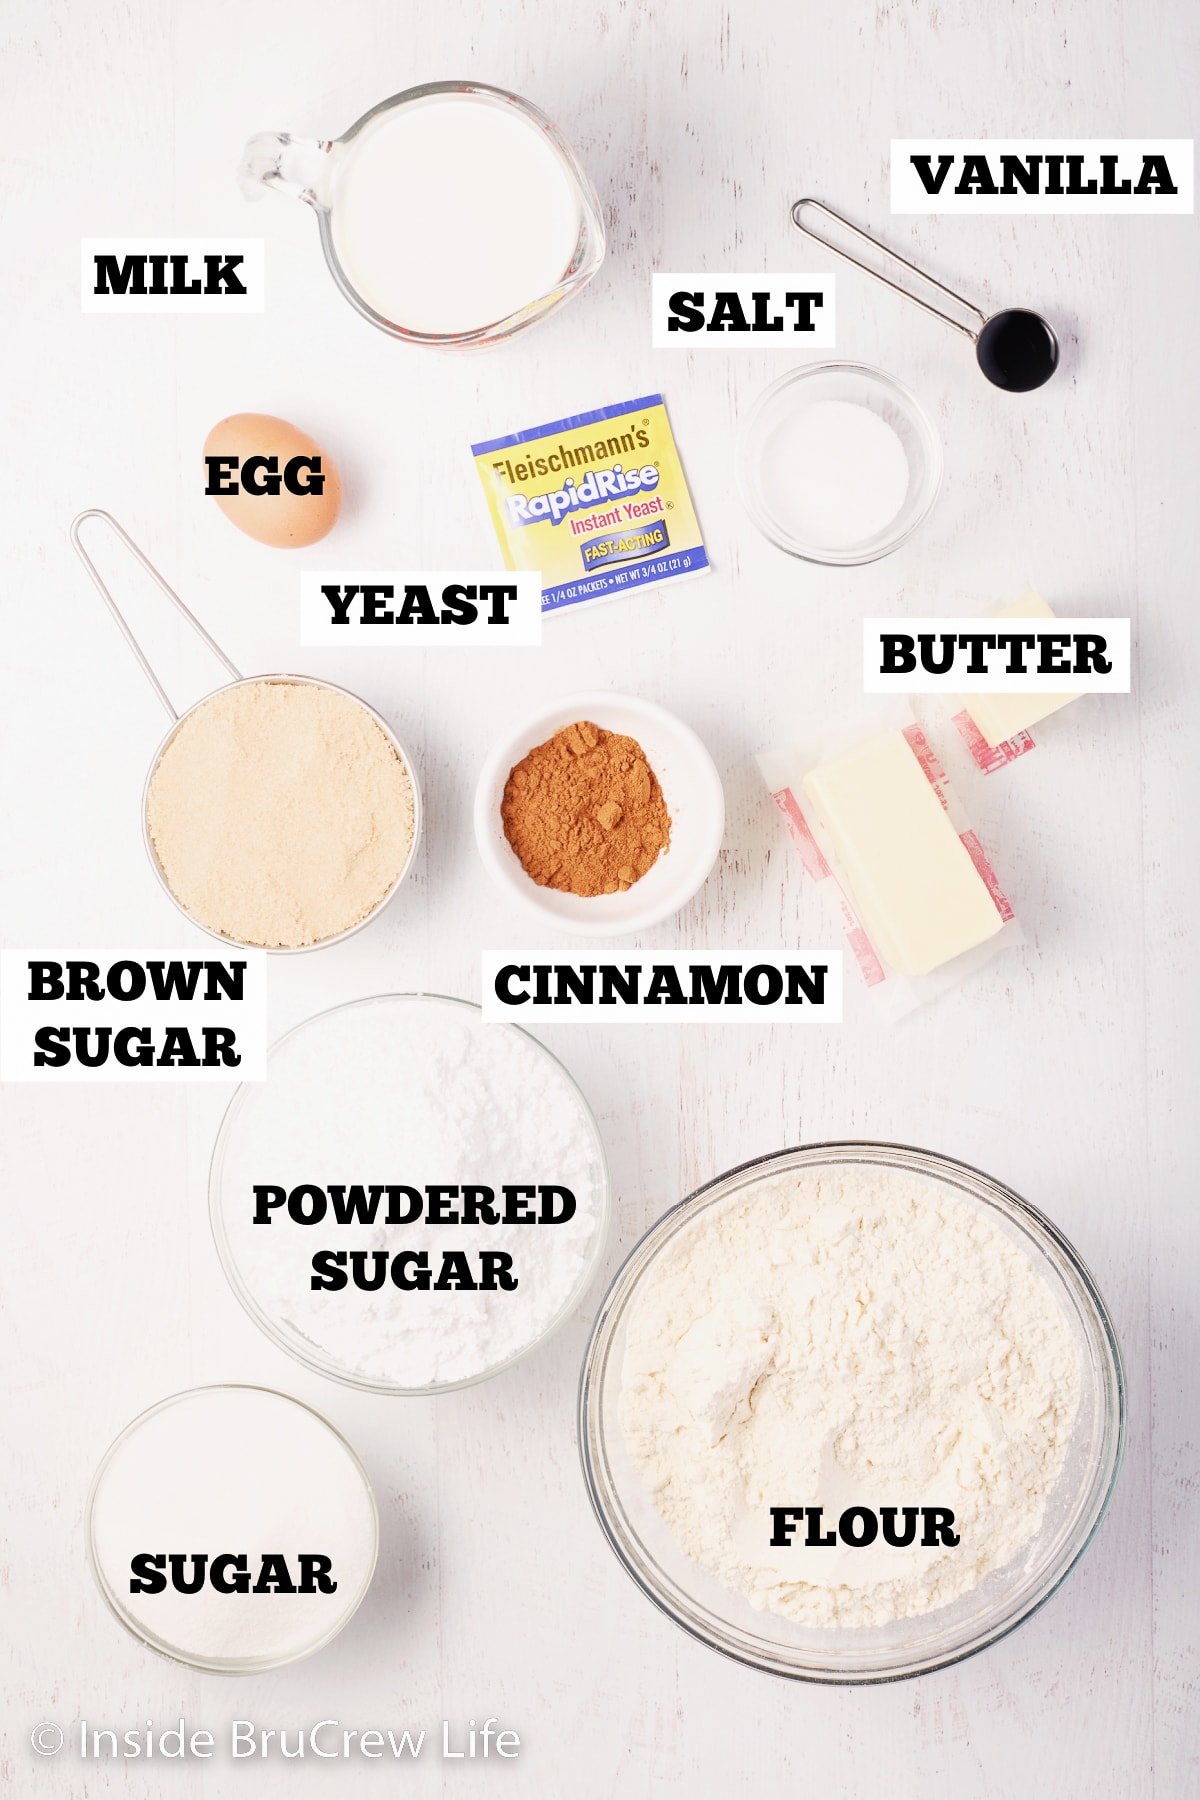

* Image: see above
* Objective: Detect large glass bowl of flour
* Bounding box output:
[211,994,609,1395]
[580,1142,1124,1683]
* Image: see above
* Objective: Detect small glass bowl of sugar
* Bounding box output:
[737,362,942,565]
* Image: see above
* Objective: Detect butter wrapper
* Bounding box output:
[471,394,709,615]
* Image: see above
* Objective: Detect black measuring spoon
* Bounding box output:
[792,198,1059,392]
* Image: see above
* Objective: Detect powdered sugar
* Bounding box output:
[215,996,606,1389]
[619,1161,1082,1627]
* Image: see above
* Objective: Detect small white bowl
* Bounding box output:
[474,691,725,936]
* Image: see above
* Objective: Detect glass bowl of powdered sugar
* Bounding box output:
[737,363,942,565]
[210,994,609,1395]
[580,1141,1124,1683]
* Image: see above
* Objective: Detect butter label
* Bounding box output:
[471,395,708,614]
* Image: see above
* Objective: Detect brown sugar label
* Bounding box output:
[0,951,267,1083]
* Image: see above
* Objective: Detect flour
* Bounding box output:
[619,1162,1082,1627]
[88,1387,377,1668]
[216,996,606,1389]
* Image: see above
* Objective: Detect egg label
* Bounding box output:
[300,572,544,647]
[81,239,265,312]
[205,454,326,497]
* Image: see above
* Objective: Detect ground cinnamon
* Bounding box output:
[501,720,671,896]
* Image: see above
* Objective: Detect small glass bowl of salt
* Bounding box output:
[737,362,942,565]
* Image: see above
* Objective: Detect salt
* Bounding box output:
[759,398,911,550]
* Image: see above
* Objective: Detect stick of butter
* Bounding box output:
[802,731,1004,977]
[960,592,1081,748]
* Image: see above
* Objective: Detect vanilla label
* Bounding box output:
[891,139,1193,214]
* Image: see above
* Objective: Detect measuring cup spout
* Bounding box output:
[239,131,331,206]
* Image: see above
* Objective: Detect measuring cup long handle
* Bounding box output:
[69,510,242,722]
[790,198,985,341]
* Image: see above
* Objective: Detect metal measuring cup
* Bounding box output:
[69,510,423,953]
[792,199,1060,392]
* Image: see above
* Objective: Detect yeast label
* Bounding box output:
[300,571,543,647]
[82,239,266,312]
[481,955,843,1022]
[863,617,1132,693]
[0,951,267,1082]
[651,274,836,348]
[892,140,1194,214]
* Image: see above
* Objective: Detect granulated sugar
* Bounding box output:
[88,1387,377,1669]
[619,1162,1082,1628]
[215,996,606,1389]
[145,679,415,948]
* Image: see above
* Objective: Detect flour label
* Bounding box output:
[0,950,267,1083]
[891,140,1194,214]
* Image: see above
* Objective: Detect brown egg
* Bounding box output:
[203,414,342,547]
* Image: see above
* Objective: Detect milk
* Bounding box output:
[329,95,585,336]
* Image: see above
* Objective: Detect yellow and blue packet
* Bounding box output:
[471,394,708,615]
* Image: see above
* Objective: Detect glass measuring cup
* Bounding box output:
[241,81,606,348]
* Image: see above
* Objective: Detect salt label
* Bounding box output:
[651,273,836,348]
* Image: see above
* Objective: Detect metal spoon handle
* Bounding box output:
[791,198,985,342]
[69,510,242,722]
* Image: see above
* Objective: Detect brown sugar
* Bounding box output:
[501,720,671,897]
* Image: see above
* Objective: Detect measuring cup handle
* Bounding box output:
[69,510,242,722]
[239,131,332,206]
[791,197,986,341]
